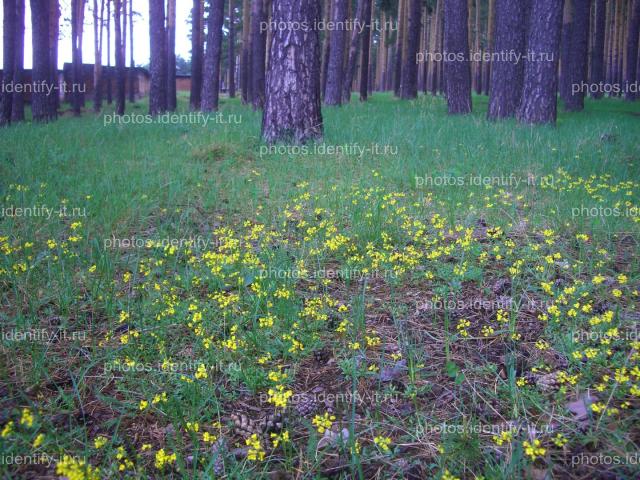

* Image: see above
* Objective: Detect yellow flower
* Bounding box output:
[271,430,290,448]
[312,413,335,434]
[246,434,265,461]
[373,435,392,452]
[33,433,45,448]
[195,364,208,380]
[523,439,546,461]
[139,400,149,411]
[56,455,100,480]
[94,436,108,449]
[154,449,177,469]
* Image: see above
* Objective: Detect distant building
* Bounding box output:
[62,63,151,102]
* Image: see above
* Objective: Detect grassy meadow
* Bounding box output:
[0,93,639,479]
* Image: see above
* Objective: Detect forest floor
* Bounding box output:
[0,93,639,479]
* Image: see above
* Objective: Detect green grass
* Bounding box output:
[0,92,639,479]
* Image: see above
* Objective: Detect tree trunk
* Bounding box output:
[590,0,605,98]
[624,0,640,100]
[167,0,177,110]
[128,0,135,102]
[49,1,60,113]
[30,0,57,122]
[262,0,323,143]
[106,0,112,103]
[1,0,16,126]
[394,0,406,96]
[190,0,203,109]
[202,0,225,111]
[564,0,590,111]
[241,0,251,103]
[11,0,25,122]
[71,0,85,115]
[229,0,237,98]
[93,0,104,112]
[401,0,421,99]
[559,0,573,103]
[429,0,442,95]
[444,0,472,114]
[250,0,267,109]
[482,0,495,95]
[342,0,365,103]
[114,0,125,114]
[360,0,373,100]
[517,0,564,125]
[474,0,481,94]
[320,0,331,98]
[325,0,347,105]
[488,0,529,119]
[149,0,167,115]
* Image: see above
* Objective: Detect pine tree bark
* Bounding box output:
[167,0,177,110]
[241,0,251,103]
[149,0,167,115]
[342,0,364,103]
[11,0,25,122]
[325,0,348,105]
[1,0,16,126]
[106,0,112,103]
[400,0,421,99]
[473,0,481,94]
[262,0,323,143]
[444,0,472,114]
[190,0,203,109]
[251,0,267,109]
[482,0,495,95]
[624,0,640,100]
[229,0,237,98]
[114,0,125,114]
[590,0,606,98]
[93,0,104,112]
[394,0,406,96]
[564,0,590,111]
[429,0,442,95]
[560,0,573,103]
[128,1,135,102]
[517,0,564,125]
[488,0,529,119]
[202,0,225,111]
[30,0,57,122]
[320,0,331,98]
[71,0,86,115]
[360,0,373,100]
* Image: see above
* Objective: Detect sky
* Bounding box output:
[0,1,194,69]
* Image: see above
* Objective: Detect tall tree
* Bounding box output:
[262,0,323,143]
[12,0,26,122]
[93,0,105,112]
[202,0,225,111]
[325,0,348,105]
[190,0,204,109]
[482,0,495,95]
[564,0,590,111]
[30,0,57,122]
[517,0,564,125]
[149,0,167,114]
[250,0,267,109]
[624,0,640,100]
[559,0,573,102]
[229,0,237,98]
[49,0,60,112]
[167,0,177,110]
[106,0,112,103]
[487,0,529,119]
[444,0,472,113]
[128,1,135,102]
[429,0,442,95]
[400,0,422,99]
[114,0,125,114]
[590,0,606,98]
[342,0,365,103]
[320,0,331,98]
[473,0,481,94]
[394,0,406,96]
[241,0,251,103]
[1,0,16,126]
[71,0,85,116]
[360,0,373,100]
